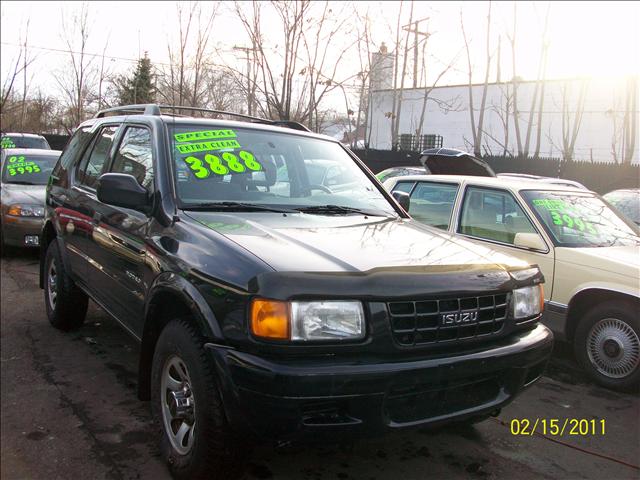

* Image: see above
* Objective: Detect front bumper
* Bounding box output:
[1,216,43,247]
[206,324,553,442]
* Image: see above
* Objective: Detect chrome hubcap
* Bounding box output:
[587,318,640,379]
[161,355,196,455]
[47,261,57,311]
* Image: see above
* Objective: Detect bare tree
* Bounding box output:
[54,2,99,131]
[561,79,589,161]
[461,3,493,157]
[1,21,37,128]
[391,1,414,148]
[622,75,638,164]
[533,40,550,159]
[523,3,551,157]
[507,3,523,156]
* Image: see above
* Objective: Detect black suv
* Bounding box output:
[40,104,552,479]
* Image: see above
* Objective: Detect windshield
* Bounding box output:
[169,125,397,216]
[1,135,50,149]
[522,190,639,248]
[2,153,59,185]
[604,191,640,224]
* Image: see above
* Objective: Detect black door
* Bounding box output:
[88,126,155,337]
[61,125,120,286]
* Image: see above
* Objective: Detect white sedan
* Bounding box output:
[384,174,640,391]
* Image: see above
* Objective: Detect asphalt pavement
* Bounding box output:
[1,249,639,480]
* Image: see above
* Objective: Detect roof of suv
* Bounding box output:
[386,174,597,194]
[87,103,334,142]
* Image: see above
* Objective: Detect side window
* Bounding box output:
[458,187,537,245]
[76,125,119,189]
[405,182,459,230]
[111,127,154,190]
[52,127,92,180]
[392,181,415,194]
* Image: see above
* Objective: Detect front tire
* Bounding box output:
[574,301,640,392]
[44,240,88,330]
[151,319,247,479]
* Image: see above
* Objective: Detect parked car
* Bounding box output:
[41,104,552,478]
[1,148,61,249]
[376,166,426,183]
[604,188,640,226]
[497,173,588,190]
[1,132,51,150]
[384,174,640,391]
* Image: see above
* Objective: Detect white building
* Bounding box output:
[366,76,639,164]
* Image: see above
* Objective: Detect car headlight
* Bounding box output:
[512,285,544,320]
[250,299,365,342]
[7,204,44,217]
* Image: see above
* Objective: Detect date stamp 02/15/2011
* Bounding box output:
[510,418,606,436]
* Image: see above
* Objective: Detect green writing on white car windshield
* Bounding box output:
[1,137,16,148]
[5,156,42,176]
[532,198,597,234]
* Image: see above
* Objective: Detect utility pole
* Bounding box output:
[234,44,257,115]
[402,17,430,88]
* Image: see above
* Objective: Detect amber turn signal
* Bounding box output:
[250,299,289,339]
[7,205,21,216]
[539,284,545,312]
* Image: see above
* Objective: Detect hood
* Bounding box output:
[184,211,530,274]
[556,245,640,279]
[1,183,46,204]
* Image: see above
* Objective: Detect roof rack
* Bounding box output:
[94,104,311,132]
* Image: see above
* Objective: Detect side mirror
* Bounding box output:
[514,232,547,251]
[392,190,411,211]
[97,173,149,212]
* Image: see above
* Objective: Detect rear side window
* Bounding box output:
[111,127,154,190]
[76,125,119,189]
[407,182,459,230]
[57,127,92,170]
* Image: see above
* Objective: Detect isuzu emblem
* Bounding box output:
[441,311,479,325]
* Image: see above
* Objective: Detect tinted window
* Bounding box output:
[392,181,415,194]
[406,182,458,230]
[459,187,537,244]
[57,127,92,171]
[2,153,60,185]
[1,135,50,149]
[76,125,118,189]
[169,125,396,216]
[111,127,153,190]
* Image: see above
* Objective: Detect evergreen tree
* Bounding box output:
[117,54,156,105]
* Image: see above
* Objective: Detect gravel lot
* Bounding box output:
[1,249,638,480]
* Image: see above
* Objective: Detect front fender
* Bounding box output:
[145,271,225,341]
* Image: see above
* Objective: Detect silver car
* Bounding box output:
[1,148,60,249]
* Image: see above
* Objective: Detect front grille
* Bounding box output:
[388,293,509,346]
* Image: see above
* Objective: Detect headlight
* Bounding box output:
[291,301,364,341]
[7,204,44,217]
[250,299,365,342]
[512,285,544,319]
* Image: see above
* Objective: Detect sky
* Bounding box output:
[1,1,638,107]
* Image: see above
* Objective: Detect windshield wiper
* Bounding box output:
[5,180,37,185]
[295,204,391,216]
[182,201,297,213]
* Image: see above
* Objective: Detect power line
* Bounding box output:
[0,42,171,66]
